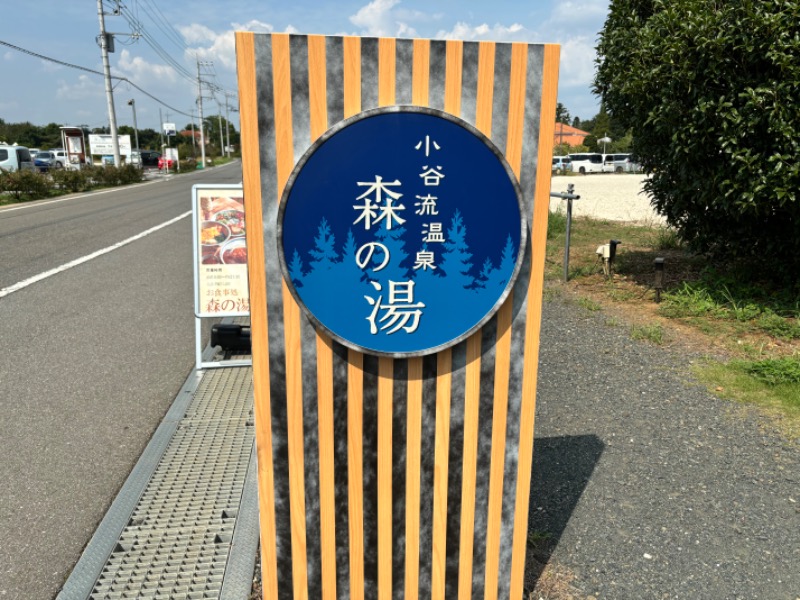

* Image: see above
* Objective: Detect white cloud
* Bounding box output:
[56,75,105,101]
[115,49,178,84]
[180,19,275,72]
[40,60,63,73]
[435,21,530,42]
[349,0,419,37]
[4,51,14,61]
[558,36,597,87]
[546,0,608,29]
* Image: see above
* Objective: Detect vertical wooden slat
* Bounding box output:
[342,33,365,600]
[509,43,560,599]
[316,332,337,599]
[235,32,279,600]
[412,39,430,106]
[272,33,309,600]
[484,300,513,600]
[404,357,423,600]
[443,40,463,117]
[344,37,362,118]
[347,350,365,600]
[457,331,482,599]
[307,34,337,600]
[430,347,452,600]
[378,37,396,107]
[376,36,396,600]
[377,357,394,600]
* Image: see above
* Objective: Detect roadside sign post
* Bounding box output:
[236,33,559,599]
[191,183,251,370]
[550,183,580,281]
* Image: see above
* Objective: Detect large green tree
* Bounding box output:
[595,0,800,276]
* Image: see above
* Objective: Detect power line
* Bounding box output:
[0,39,194,118]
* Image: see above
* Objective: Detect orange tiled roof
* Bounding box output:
[554,122,590,146]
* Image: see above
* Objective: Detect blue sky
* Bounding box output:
[0,0,609,133]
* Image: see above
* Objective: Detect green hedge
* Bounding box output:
[0,165,144,203]
[595,0,800,280]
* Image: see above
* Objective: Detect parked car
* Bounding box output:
[552,156,572,174]
[49,149,69,168]
[32,151,55,172]
[568,152,604,174]
[158,155,176,170]
[0,145,35,173]
[603,153,640,173]
[131,150,161,167]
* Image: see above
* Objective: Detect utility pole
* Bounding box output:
[224,94,231,157]
[196,60,208,169]
[190,110,196,156]
[97,0,121,167]
[216,102,224,158]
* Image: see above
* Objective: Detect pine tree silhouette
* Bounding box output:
[308,217,338,272]
[335,229,369,287]
[288,249,305,288]
[485,234,517,290]
[474,256,494,290]
[437,209,475,290]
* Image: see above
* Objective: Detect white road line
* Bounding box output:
[0,211,192,299]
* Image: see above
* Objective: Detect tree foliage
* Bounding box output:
[595,0,800,276]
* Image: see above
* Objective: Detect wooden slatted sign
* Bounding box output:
[235,32,559,599]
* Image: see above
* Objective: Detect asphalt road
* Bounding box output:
[0,162,242,599]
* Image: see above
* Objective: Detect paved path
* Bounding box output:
[527,294,799,598]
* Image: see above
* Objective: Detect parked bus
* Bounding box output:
[568,152,604,174]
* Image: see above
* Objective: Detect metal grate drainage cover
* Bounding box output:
[57,354,258,600]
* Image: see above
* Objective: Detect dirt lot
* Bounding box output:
[550,173,664,225]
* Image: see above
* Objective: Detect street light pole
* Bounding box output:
[127,99,139,166]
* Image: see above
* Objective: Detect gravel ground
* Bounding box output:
[528,294,800,599]
[550,174,665,225]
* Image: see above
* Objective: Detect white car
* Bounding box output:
[49,149,69,168]
[0,145,35,172]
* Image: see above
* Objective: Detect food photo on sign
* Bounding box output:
[200,195,247,265]
[193,185,250,318]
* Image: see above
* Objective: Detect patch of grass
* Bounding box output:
[605,316,621,327]
[757,312,800,340]
[630,322,665,345]
[744,357,800,386]
[548,209,567,239]
[695,360,800,439]
[607,286,638,302]
[650,226,684,250]
[577,297,602,312]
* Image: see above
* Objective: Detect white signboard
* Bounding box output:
[163,122,177,137]
[88,134,132,156]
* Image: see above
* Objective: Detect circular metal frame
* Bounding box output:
[277,105,528,358]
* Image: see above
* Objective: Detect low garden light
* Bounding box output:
[654,257,665,302]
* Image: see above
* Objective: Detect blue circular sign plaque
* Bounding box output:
[278,106,526,357]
